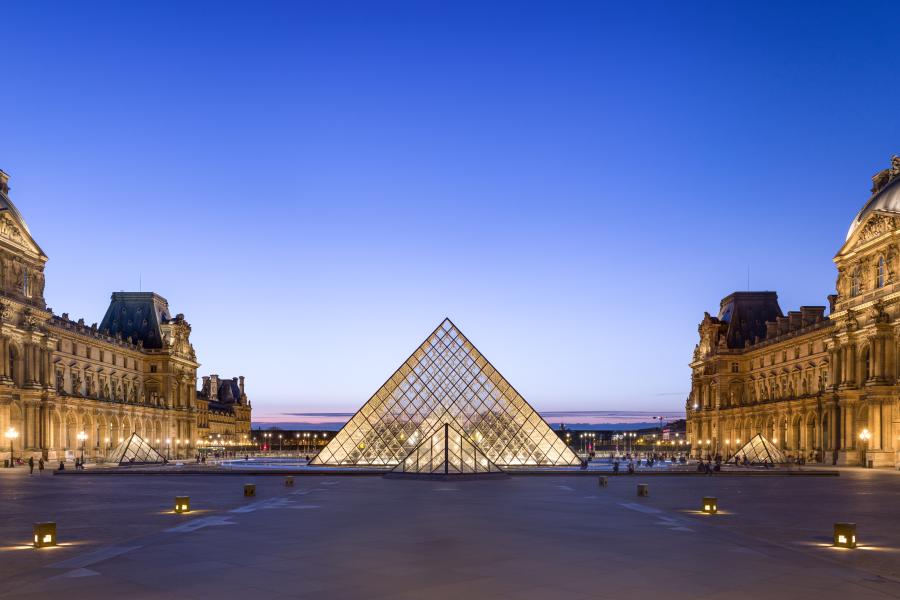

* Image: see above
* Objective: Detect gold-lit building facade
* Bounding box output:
[687,158,900,467]
[0,170,250,462]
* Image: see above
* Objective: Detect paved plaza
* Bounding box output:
[1,469,899,599]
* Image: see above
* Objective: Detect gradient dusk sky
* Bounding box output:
[2,1,899,420]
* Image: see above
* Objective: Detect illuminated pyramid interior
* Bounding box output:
[727,434,786,464]
[391,422,504,475]
[311,319,581,468]
[108,433,166,465]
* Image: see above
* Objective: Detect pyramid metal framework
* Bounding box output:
[392,422,505,475]
[311,319,581,467]
[107,433,166,465]
[727,434,787,464]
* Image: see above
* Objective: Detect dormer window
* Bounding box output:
[877,256,885,288]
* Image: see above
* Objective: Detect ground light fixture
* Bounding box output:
[598,476,608,487]
[285,476,294,487]
[174,496,190,513]
[33,522,56,548]
[833,523,857,549]
[244,484,256,497]
[702,497,718,514]
[637,483,649,497]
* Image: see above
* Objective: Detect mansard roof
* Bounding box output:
[99,292,173,349]
[717,292,783,349]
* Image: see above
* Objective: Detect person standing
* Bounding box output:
[38,457,44,475]
[28,456,34,475]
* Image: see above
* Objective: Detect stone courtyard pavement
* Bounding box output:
[1,468,899,599]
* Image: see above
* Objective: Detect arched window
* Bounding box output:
[877,257,885,288]
[851,266,862,296]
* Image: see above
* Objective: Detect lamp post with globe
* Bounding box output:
[5,427,18,467]
[77,431,88,463]
[859,428,872,468]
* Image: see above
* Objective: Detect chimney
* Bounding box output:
[209,374,219,398]
[0,170,9,195]
[239,375,245,395]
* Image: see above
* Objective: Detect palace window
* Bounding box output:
[731,362,739,373]
[877,257,885,288]
[851,266,861,296]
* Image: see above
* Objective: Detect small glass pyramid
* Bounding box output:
[392,422,505,475]
[727,434,786,464]
[107,433,166,465]
[312,319,581,467]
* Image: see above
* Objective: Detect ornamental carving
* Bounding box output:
[871,155,900,195]
[857,214,897,244]
[0,215,25,245]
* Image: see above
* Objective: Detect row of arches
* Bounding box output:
[4,401,175,457]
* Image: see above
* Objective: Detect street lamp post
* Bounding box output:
[165,438,171,461]
[5,427,18,467]
[859,428,871,468]
[76,431,87,462]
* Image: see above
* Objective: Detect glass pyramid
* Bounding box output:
[392,422,505,475]
[311,319,581,467]
[108,433,166,465]
[727,434,786,465]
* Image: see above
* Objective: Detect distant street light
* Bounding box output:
[77,431,88,462]
[859,429,872,468]
[5,427,18,467]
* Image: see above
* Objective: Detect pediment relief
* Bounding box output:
[0,213,44,259]
[856,214,897,246]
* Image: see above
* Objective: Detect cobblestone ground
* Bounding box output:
[1,468,898,599]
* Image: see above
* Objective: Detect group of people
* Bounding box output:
[25,456,45,475]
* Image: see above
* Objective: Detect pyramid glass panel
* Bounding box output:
[107,433,166,465]
[311,319,581,467]
[393,422,504,474]
[727,434,786,465]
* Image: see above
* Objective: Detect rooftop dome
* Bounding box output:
[847,164,900,241]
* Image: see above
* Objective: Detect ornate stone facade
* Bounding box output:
[687,158,900,467]
[0,170,251,462]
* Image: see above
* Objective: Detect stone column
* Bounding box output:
[870,401,882,450]
[0,337,8,381]
[846,406,855,449]
[886,339,896,383]
[882,402,893,451]
[36,346,43,386]
[873,338,882,381]
[831,346,841,388]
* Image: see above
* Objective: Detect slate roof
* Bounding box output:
[98,292,173,349]
[716,292,783,349]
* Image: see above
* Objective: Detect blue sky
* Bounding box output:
[2,1,899,419]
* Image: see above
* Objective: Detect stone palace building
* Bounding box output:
[0,170,251,462]
[687,157,900,468]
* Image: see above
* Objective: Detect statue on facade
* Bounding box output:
[871,155,900,195]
